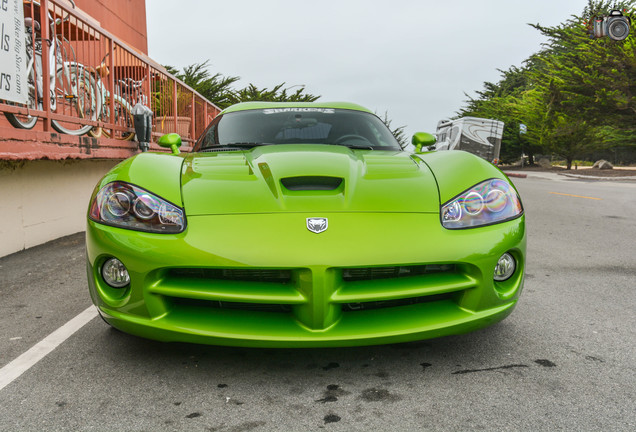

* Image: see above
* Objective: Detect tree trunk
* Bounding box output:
[566,157,572,170]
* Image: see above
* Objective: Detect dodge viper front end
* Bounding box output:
[86,102,525,347]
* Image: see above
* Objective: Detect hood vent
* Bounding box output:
[281,176,343,191]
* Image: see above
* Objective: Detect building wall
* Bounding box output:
[0,159,120,257]
[75,0,148,54]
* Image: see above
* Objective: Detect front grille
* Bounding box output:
[169,268,292,284]
[342,264,455,281]
[155,263,473,321]
[172,297,292,313]
[343,292,457,311]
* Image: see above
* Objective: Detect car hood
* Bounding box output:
[181,144,440,215]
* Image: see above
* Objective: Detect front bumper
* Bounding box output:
[86,212,526,347]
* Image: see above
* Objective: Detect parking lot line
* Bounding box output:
[0,306,97,392]
[549,192,602,200]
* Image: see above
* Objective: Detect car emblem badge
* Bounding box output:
[307,217,328,234]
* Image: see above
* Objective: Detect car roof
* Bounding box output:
[220,101,374,115]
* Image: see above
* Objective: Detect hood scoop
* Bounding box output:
[182,146,440,215]
[281,176,343,191]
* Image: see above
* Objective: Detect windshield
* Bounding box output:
[194,108,402,151]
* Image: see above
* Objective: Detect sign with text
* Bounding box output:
[0,0,27,104]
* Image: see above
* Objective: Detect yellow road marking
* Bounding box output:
[549,192,602,200]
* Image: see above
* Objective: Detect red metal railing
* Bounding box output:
[0,0,220,158]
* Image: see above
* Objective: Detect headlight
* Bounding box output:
[441,179,522,229]
[89,181,185,233]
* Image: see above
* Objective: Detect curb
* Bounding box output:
[559,173,636,181]
[503,171,636,182]
[503,172,527,178]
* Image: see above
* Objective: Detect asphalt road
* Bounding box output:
[1,172,635,431]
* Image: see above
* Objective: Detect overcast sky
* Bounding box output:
[146,0,588,141]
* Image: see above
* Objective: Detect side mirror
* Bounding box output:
[158,133,182,155]
[411,132,436,153]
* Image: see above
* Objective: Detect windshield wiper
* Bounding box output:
[201,142,273,152]
[223,142,273,147]
[339,144,375,150]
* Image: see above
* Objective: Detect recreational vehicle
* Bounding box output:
[434,117,504,164]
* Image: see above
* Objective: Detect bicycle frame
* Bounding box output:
[7,2,97,135]
[22,22,49,113]
[85,51,140,140]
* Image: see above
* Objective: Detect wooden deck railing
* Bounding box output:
[0,0,221,160]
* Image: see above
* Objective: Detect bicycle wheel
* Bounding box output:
[88,123,103,138]
[3,99,38,129]
[51,64,98,136]
[87,84,103,138]
[102,96,135,141]
[3,62,38,129]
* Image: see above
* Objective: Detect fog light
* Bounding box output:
[494,253,516,281]
[102,258,130,288]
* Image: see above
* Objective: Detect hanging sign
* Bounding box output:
[0,0,28,104]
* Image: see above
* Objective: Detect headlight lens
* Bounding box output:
[441,179,522,229]
[89,181,185,233]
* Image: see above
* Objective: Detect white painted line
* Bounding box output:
[0,305,98,392]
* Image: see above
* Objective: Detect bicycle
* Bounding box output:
[3,0,98,136]
[87,54,146,141]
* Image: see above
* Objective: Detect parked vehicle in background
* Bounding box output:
[434,117,504,165]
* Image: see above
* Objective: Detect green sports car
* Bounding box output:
[86,101,525,347]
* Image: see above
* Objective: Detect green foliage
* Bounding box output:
[165,61,240,109]
[166,60,319,109]
[228,83,319,106]
[167,61,407,148]
[378,111,408,149]
[457,65,536,163]
[457,0,636,168]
